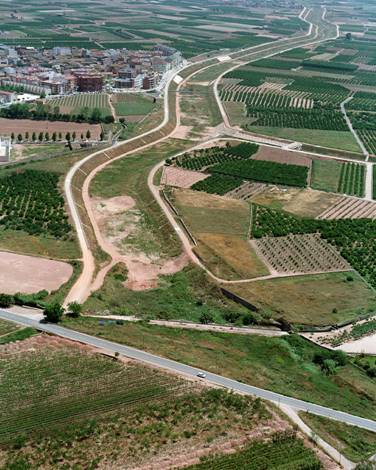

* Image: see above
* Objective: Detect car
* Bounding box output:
[197,372,206,379]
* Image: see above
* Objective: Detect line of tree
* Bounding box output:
[0,102,114,124]
[10,129,103,143]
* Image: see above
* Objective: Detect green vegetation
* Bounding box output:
[311,159,343,192]
[63,319,376,420]
[0,170,70,238]
[0,327,37,345]
[300,413,376,462]
[248,127,360,152]
[174,143,258,171]
[311,159,365,196]
[210,159,308,187]
[187,431,322,469]
[191,174,243,195]
[85,264,250,323]
[112,93,156,116]
[0,345,272,469]
[0,319,19,336]
[252,203,376,289]
[227,272,375,326]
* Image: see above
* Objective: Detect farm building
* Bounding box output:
[0,136,11,162]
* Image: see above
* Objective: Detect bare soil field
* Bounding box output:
[318,196,376,220]
[91,196,189,290]
[0,118,101,139]
[252,233,349,275]
[161,166,208,188]
[250,187,342,218]
[253,146,312,167]
[0,251,72,294]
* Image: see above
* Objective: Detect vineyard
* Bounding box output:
[0,349,193,442]
[210,159,308,187]
[251,204,376,289]
[191,174,243,195]
[174,143,258,171]
[347,112,376,154]
[346,92,376,112]
[0,170,70,238]
[48,93,112,117]
[338,162,365,197]
[219,85,313,110]
[318,197,376,220]
[245,108,348,131]
[253,233,349,274]
[357,129,376,155]
[187,432,322,470]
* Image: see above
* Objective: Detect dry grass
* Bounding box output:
[225,271,376,326]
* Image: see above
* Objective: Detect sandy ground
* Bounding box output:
[161,166,208,188]
[0,251,72,294]
[0,118,101,139]
[302,315,376,354]
[91,195,189,290]
[253,146,312,167]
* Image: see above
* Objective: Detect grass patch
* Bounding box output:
[311,159,343,193]
[0,327,37,345]
[63,318,376,420]
[0,319,19,336]
[173,189,269,280]
[249,127,361,153]
[225,272,376,326]
[300,412,376,462]
[112,94,157,116]
[84,264,248,322]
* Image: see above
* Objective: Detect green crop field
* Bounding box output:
[112,93,156,116]
[187,432,321,469]
[0,342,281,469]
[311,159,365,196]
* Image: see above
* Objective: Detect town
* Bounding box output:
[0,43,184,105]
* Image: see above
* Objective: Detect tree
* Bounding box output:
[32,132,36,142]
[65,132,71,142]
[25,131,29,141]
[86,129,91,140]
[80,133,84,140]
[58,132,62,140]
[43,302,64,323]
[0,293,14,308]
[11,132,15,142]
[199,311,214,324]
[100,131,104,141]
[45,132,49,141]
[17,133,22,142]
[72,131,76,141]
[67,301,82,318]
[38,132,43,142]
[52,132,57,142]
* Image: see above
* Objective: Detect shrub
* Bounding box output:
[43,303,64,323]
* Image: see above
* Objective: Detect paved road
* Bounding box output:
[1,309,375,433]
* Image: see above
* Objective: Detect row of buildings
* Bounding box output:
[0,44,184,97]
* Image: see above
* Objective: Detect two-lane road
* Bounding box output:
[1,309,375,433]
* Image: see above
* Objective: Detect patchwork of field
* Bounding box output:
[172,189,269,280]
[0,0,307,57]
[0,336,298,469]
[311,159,365,196]
[252,233,349,275]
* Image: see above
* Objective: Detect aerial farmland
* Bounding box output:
[0,0,375,468]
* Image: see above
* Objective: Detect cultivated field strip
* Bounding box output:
[48,93,111,116]
[318,197,376,220]
[0,352,193,441]
[252,233,349,274]
[161,166,208,188]
[338,162,365,197]
[225,182,267,200]
[219,84,314,109]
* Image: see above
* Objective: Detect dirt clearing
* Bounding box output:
[253,146,312,167]
[0,251,72,294]
[0,118,101,139]
[161,166,208,188]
